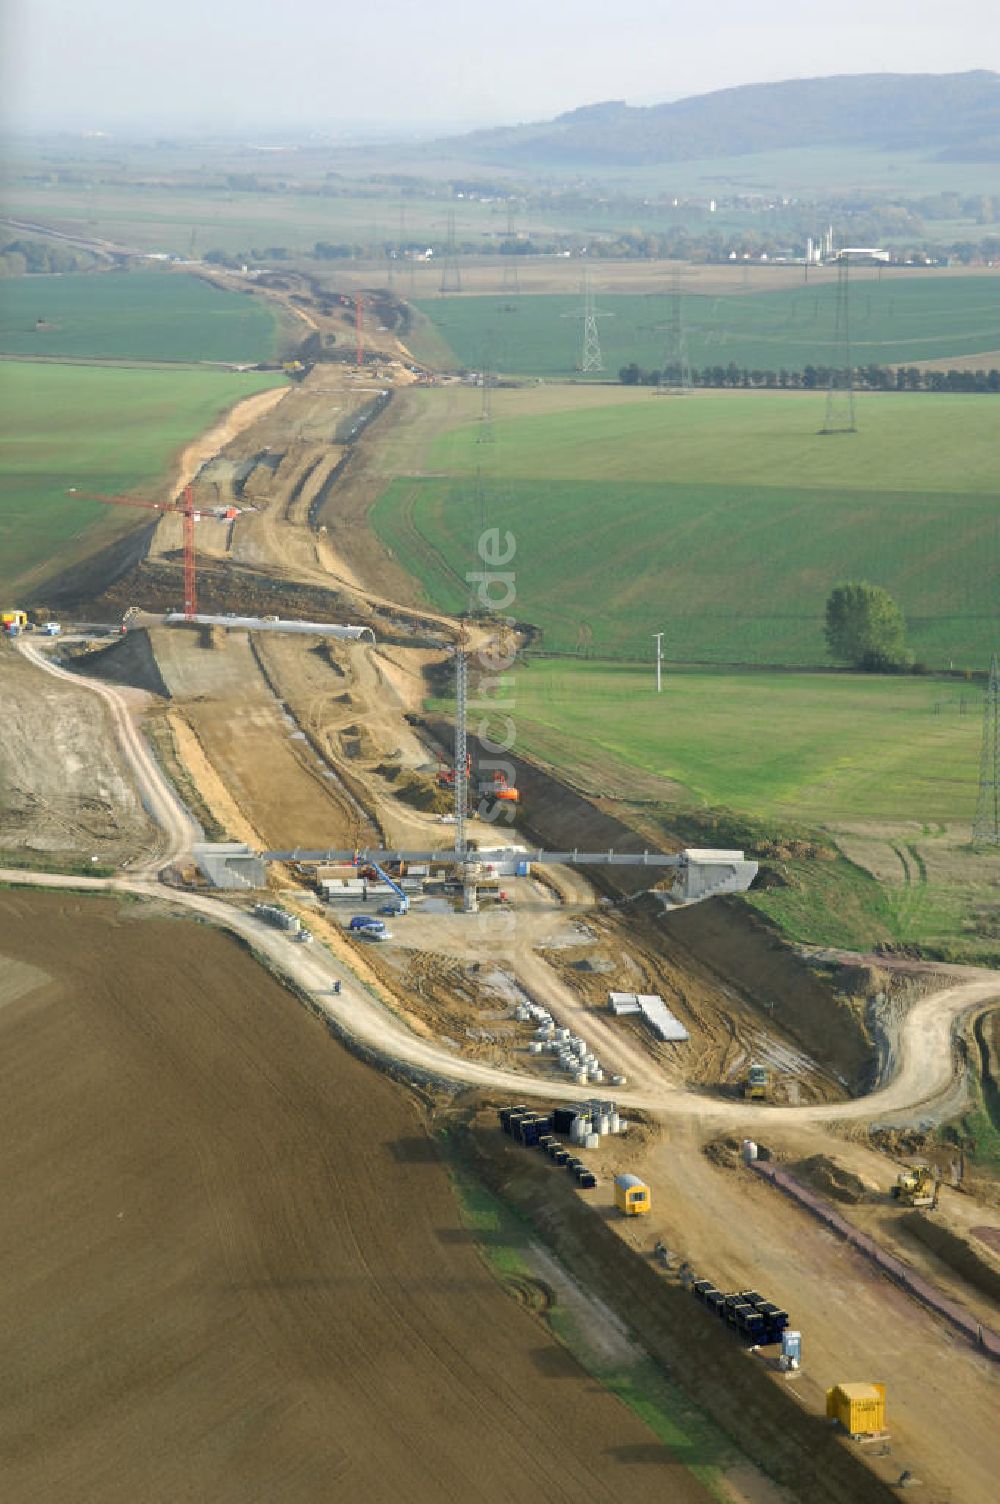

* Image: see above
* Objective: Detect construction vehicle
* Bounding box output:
[479,767,519,805]
[745,1064,770,1101]
[890,1164,939,1208]
[437,753,518,805]
[353,856,409,914]
[437,752,471,789]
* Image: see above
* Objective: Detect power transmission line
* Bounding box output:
[973,652,1000,846]
[820,252,857,434]
[655,269,693,396]
[501,200,520,296]
[439,209,461,294]
[562,264,611,373]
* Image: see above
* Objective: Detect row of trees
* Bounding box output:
[619,361,1000,393]
[0,238,98,277]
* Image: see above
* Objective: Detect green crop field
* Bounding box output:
[412,276,1000,376]
[0,360,285,595]
[370,389,999,669]
[508,661,978,824]
[0,271,278,363]
[458,659,998,959]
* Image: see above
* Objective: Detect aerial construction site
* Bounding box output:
[1,262,998,1504]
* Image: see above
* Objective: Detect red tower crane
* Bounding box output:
[67,484,243,620]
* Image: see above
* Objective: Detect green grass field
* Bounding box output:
[371,390,998,668]
[508,662,978,823]
[412,276,1000,376]
[472,660,997,960]
[0,271,278,363]
[0,360,285,595]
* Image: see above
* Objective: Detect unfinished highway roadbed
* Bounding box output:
[0,888,718,1504]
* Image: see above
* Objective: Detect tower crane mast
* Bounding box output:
[66,484,249,620]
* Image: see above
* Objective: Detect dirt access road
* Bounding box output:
[16,638,195,871]
[0,888,715,1504]
[0,644,160,868]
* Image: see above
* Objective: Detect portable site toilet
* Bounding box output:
[614,1173,651,1216]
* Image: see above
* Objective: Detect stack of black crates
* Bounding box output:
[691,1279,789,1346]
[498,1105,597,1190]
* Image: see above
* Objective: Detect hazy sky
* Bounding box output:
[4,0,1000,136]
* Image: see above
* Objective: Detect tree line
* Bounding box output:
[619,361,1000,393]
[0,238,99,277]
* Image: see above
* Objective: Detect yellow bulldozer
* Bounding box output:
[744,1064,770,1101]
[890,1163,940,1209]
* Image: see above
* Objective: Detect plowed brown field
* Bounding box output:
[0,890,710,1504]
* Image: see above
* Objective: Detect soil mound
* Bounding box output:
[703,1136,745,1169]
[375,763,451,814]
[69,629,170,699]
[795,1154,871,1204]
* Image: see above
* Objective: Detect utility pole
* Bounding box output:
[973,653,1000,846]
[653,632,664,693]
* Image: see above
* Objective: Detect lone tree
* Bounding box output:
[825,582,910,671]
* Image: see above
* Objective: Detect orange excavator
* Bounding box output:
[437,754,519,805]
[480,768,519,805]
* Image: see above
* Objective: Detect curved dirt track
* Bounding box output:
[17,639,196,873]
[0,889,712,1504]
[3,862,994,1131]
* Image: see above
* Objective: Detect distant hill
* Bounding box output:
[442,71,1000,167]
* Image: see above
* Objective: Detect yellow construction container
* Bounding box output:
[614,1173,651,1216]
[2,610,27,629]
[825,1382,886,1437]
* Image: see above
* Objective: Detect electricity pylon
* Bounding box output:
[821,252,857,433]
[501,200,520,295]
[477,353,495,443]
[439,210,461,294]
[562,264,611,372]
[973,653,1000,846]
[655,270,693,395]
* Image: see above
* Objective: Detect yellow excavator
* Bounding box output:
[890,1164,940,1208]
